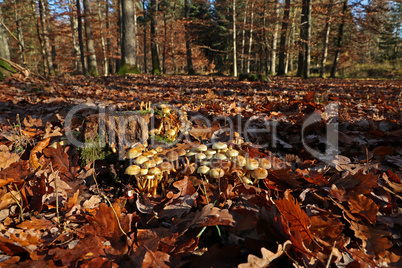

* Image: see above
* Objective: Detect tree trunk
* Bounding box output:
[233,0,237,77]
[162,13,167,74]
[39,0,55,75]
[319,0,333,78]
[44,0,56,71]
[97,0,108,76]
[241,1,247,73]
[277,0,291,76]
[247,1,254,73]
[13,0,25,65]
[83,0,99,76]
[69,0,81,73]
[330,0,347,78]
[31,0,47,74]
[76,0,87,75]
[270,0,279,75]
[297,0,310,78]
[106,0,112,74]
[0,5,10,60]
[120,0,138,71]
[185,0,194,75]
[150,0,160,75]
[304,0,311,78]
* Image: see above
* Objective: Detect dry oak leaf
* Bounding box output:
[0,161,30,184]
[238,240,292,268]
[43,145,79,181]
[0,151,20,171]
[189,203,235,229]
[274,190,314,244]
[348,194,379,224]
[29,137,50,170]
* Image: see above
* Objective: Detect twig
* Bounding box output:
[9,183,24,222]
[325,240,337,268]
[50,163,60,225]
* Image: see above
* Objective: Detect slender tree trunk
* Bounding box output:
[44,0,56,71]
[247,1,254,73]
[142,0,147,73]
[303,0,311,78]
[120,0,138,70]
[106,0,112,74]
[331,0,347,78]
[287,4,297,73]
[69,0,81,73]
[277,0,291,75]
[39,0,55,75]
[297,0,308,77]
[233,0,237,77]
[263,5,268,75]
[241,1,247,73]
[31,0,46,73]
[97,0,108,75]
[319,0,333,78]
[170,23,176,74]
[185,0,194,74]
[13,0,25,65]
[0,5,10,60]
[163,13,167,74]
[270,0,279,75]
[83,0,99,76]
[76,0,87,75]
[150,0,160,75]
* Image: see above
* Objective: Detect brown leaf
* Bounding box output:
[238,240,292,268]
[142,250,172,268]
[0,161,30,183]
[190,203,235,229]
[43,145,79,181]
[29,138,50,170]
[16,217,54,231]
[172,176,196,197]
[274,190,314,244]
[348,194,379,224]
[0,151,20,171]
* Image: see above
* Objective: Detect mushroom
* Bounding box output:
[214,153,227,161]
[196,153,207,162]
[233,155,246,168]
[166,128,176,141]
[245,158,259,171]
[251,167,268,181]
[212,142,228,153]
[125,165,141,188]
[126,148,142,159]
[209,168,225,180]
[148,167,162,196]
[259,158,272,169]
[167,151,179,171]
[159,162,173,194]
[226,149,239,161]
[135,155,149,165]
[196,144,208,152]
[197,165,210,183]
[143,159,156,169]
[205,149,217,160]
[154,156,163,165]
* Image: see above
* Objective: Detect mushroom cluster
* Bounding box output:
[125,141,270,196]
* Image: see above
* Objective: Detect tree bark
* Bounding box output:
[330,0,347,78]
[83,0,99,76]
[76,0,87,75]
[241,0,247,73]
[185,0,194,75]
[69,0,81,73]
[246,1,254,73]
[141,0,147,73]
[233,0,237,77]
[277,0,291,76]
[39,0,55,75]
[150,0,160,75]
[97,0,108,76]
[270,0,279,75]
[304,0,311,78]
[121,0,138,69]
[320,0,333,78]
[0,5,10,60]
[297,0,310,78]
[44,0,56,71]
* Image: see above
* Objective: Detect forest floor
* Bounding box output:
[0,74,401,267]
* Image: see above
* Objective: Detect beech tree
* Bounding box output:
[0,4,10,60]
[150,0,161,75]
[83,0,99,76]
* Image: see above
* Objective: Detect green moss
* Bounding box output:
[117,64,141,75]
[0,59,16,73]
[149,135,175,145]
[78,136,114,166]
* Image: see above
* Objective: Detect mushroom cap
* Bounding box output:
[143,159,156,169]
[167,151,179,161]
[140,168,149,176]
[160,104,167,109]
[154,156,163,165]
[177,148,186,157]
[245,159,259,170]
[159,162,173,171]
[234,155,247,167]
[125,165,141,175]
[163,107,171,114]
[186,151,197,157]
[226,149,239,158]
[167,129,176,137]
[148,149,157,155]
[209,168,225,179]
[212,142,228,150]
[142,151,155,158]
[196,144,208,152]
[251,168,268,179]
[135,155,149,165]
[200,160,210,166]
[155,146,163,153]
[197,165,210,174]
[148,167,161,176]
[259,158,272,169]
[196,153,206,160]
[215,153,228,160]
[205,149,217,155]
[145,174,155,180]
[126,148,142,159]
